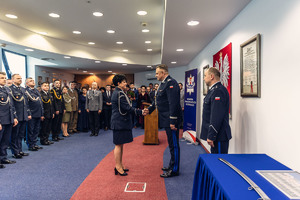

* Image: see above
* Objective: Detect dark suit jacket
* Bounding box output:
[40,90,55,119]
[25,87,44,118]
[9,84,31,121]
[111,87,142,130]
[0,86,17,125]
[103,91,112,110]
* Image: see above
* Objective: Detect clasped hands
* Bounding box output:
[142,108,149,116]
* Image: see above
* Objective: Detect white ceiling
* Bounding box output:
[0,0,251,74]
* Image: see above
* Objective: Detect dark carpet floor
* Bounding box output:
[0,128,206,200]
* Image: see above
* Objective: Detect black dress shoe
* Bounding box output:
[28,147,38,151]
[160,170,179,178]
[20,152,29,156]
[162,167,170,171]
[1,159,17,164]
[104,127,108,131]
[52,138,59,142]
[57,137,64,140]
[94,133,98,136]
[41,142,50,145]
[47,140,54,144]
[114,168,128,176]
[34,145,43,149]
[0,164,5,168]
[12,154,22,159]
[90,133,94,136]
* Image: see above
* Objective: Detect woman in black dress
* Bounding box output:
[111,74,144,176]
[77,87,89,132]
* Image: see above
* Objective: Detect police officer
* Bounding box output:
[200,67,232,154]
[0,72,18,167]
[51,80,65,141]
[40,82,55,145]
[146,64,182,178]
[86,82,102,136]
[10,74,31,158]
[25,77,44,151]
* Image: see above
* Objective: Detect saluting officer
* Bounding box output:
[25,77,44,151]
[9,74,31,159]
[200,67,232,154]
[86,82,102,136]
[0,72,18,167]
[146,64,182,178]
[68,81,79,133]
[51,80,65,141]
[40,82,55,145]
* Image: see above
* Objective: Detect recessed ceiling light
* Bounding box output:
[171,61,177,64]
[187,20,200,26]
[145,41,151,44]
[83,71,88,73]
[176,49,184,52]
[122,63,127,66]
[37,31,48,35]
[147,49,152,51]
[64,56,71,59]
[112,73,116,75]
[116,41,123,44]
[137,11,147,16]
[49,13,60,18]
[107,30,115,34]
[89,73,94,75]
[93,12,103,17]
[88,42,95,45]
[108,70,112,73]
[95,60,101,63]
[147,65,152,68]
[73,31,81,34]
[142,29,150,33]
[123,49,128,52]
[5,14,18,19]
[25,49,34,52]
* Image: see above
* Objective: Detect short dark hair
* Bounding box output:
[41,82,49,86]
[156,64,168,72]
[62,86,69,90]
[54,79,60,83]
[179,82,183,86]
[154,83,159,86]
[140,85,146,89]
[112,74,127,86]
[99,87,106,91]
[0,72,6,76]
[208,67,220,78]
[149,83,153,86]
[69,81,76,84]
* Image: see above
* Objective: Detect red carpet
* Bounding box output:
[71,130,182,200]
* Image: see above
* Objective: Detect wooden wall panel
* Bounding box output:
[75,74,134,88]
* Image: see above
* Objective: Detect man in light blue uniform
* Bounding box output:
[146,64,182,178]
[0,72,18,167]
[200,67,232,154]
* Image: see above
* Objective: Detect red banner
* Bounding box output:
[213,43,232,116]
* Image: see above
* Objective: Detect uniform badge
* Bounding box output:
[170,85,173,88]
[215,97,220,100]
[16,96,19,99]
[1,98,4,101]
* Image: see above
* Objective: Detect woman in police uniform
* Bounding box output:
[111,74,143,176]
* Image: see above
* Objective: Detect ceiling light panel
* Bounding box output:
[88,42,95,45]
[116,41,123,44]
[93,12,103,17]
[5,14,18,19]
[137,11,147,16]
[176,49,184,52]
[73,31,81,34]
[49,13,60,18]
[25,49,34,52]
[142,29,150,33]
[187,20,200,26]
[107,30,115,34]
[145,41,151,44]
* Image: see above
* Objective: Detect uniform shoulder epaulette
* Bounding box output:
[167,79,172,82]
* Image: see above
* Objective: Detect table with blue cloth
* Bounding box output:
[192,154,292,200]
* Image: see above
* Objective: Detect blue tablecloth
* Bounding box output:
[192,154,291,200]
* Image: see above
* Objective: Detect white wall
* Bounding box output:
[188,0,300,171]
[134,65,189,88]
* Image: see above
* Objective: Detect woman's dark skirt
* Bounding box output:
[113,129,133,145]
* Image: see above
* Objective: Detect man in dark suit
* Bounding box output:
[200,67,232,154]
[103,85,112,131]
[40,82,55,145]
[25,77,44,151]
[9,74,31,159]
[146,64,182,178]
[149,83,159,103]
[51,80,65,141]
[0,72,18,167]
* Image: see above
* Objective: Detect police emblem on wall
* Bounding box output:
[186,74,195,95]
[213,42,232,117]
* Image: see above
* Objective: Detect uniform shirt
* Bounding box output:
[148,75,182,127]
[9,84,31,121]
[200,82,232,142]
[86,90,103,111]
[0,86,17,125]
[25,86,44,118]
[68,88,78,111]
[40,90,55,119]
[51,87,65,113]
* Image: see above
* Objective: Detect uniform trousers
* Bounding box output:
[165,127,180,173]
[89,111,100,134]
[69,111,78,131]
[11,121,26,154]
[0,124,12,161]
[40,117,52,143]
[52,113,63,139]
[103,108,112,129]
[27,117,41,148]
[211,140,229,154]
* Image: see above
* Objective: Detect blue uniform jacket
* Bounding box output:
[200,82,232,142]
[0,86,17,125]
[111,87,142,130]
[9,84,31,121]
[148,75,182,127]
[25,87,44,118]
